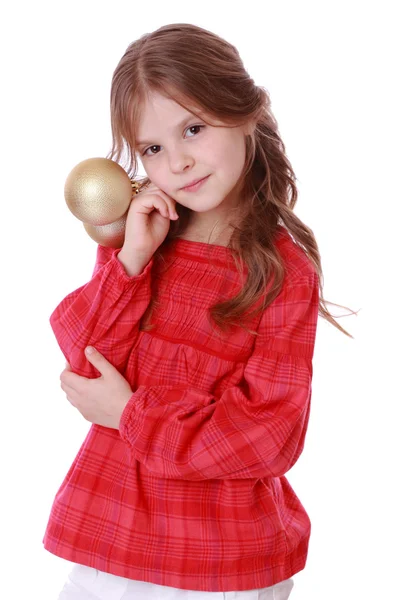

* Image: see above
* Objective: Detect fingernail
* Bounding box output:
[85,346,94,355]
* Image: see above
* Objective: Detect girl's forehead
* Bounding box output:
[133,95,222,138]
[138,92,205,119]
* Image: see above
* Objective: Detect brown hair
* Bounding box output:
[106,23,358,338]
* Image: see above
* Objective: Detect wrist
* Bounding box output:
[117,250,148,276]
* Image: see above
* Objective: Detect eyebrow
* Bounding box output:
[136,114,198,147]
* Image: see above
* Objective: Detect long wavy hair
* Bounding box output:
[106,23,358,338]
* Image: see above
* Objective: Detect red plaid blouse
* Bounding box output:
[42,225,320,593]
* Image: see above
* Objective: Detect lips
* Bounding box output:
[180,175,209,190]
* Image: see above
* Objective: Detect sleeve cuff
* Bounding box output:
[118,387,146,442]
[110,249,154,285]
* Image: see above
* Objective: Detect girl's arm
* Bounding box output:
[118,270,320,480]
[50,245,154,378]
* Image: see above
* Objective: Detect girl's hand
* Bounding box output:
[60,347,133,430]
[121,182,179,265]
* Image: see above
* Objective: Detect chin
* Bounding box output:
[186,197,225,213]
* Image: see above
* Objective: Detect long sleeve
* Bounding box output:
[119,270,320,480]
[49,245,154,377]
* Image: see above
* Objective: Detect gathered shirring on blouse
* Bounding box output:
[42,226,320,593]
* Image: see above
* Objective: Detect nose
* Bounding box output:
[168,145,194,174]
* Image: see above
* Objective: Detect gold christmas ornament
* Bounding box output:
[64,157,132,225]
[83,214,127,248]
[64,157,149,248]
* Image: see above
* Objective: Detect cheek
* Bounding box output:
[139,160,164,187]
[208,133,246,170]
[143,166,175,197]
[219,144,247,183]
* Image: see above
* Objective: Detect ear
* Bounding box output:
[243,118,257,137]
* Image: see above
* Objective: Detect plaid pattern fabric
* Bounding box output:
[42,226,319,593]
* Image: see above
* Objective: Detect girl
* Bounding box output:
[44,23,354,600]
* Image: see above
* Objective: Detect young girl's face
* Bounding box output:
[134,91,251,216]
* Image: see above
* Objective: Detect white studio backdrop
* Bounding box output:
[1,1,398,599]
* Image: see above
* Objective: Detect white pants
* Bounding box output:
[57,564,294,600]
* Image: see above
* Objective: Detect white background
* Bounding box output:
[1,1,398,598]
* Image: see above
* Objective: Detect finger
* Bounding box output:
[154,197,178,220]
[60,369,87,390]
[84,346,117,378]
[60,382,77,405]
[139,191,179,219]
[154,198,170,219]
[140,195,169,218]
[156,193,179,218]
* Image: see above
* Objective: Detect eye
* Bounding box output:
[141,125,204,157]
[186,125,204,138]
[142,145,160,157]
